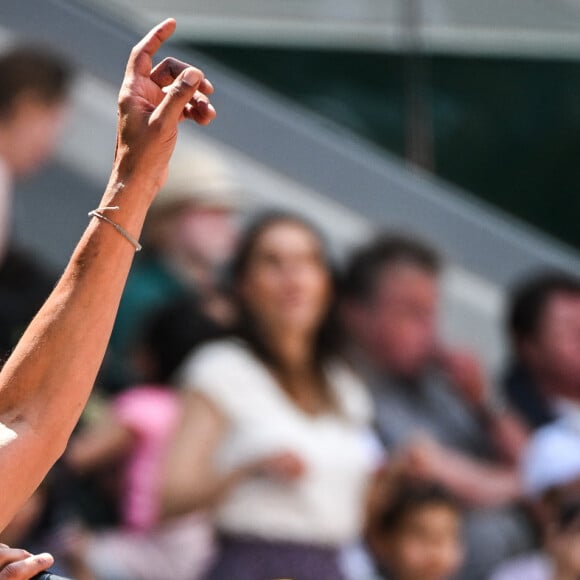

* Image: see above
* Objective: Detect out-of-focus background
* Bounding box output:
[5,0,580,373]
[4,3,580,580]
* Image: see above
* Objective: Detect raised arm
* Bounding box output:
[0,18,215,531]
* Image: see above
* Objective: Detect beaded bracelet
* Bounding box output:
[88,206,142,252]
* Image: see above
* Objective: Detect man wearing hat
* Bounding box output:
[104,147,241,390]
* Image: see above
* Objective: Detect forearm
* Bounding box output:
[66,414,135,473]
[0,167,154,529]
[162,463,250,518]
[0,16,215,532]
[434,449,522,507]
[485,410,529,464]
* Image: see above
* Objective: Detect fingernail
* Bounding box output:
[182,68,200,87]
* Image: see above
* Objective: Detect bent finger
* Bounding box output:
[153,57,214,95]
[151,67,205,127]
[183,90,217,123]
[184,100,217,125]
[160,80,214,100]
[127,18,177,77]
[0,552,53,579]
[0,549,31,568]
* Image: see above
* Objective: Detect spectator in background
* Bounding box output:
[0,46,71,356]
[491,421,580,580]
[105,147,241,390]
[162,212,375,580]
[341,234,531,580]
[503,272,580,430]
[60,298,222,580]
[365,476,464,580]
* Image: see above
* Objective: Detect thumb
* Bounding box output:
[152,67,204,127]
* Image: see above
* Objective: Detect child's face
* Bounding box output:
[381,504,464,580]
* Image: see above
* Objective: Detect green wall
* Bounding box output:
[196,44,580,250]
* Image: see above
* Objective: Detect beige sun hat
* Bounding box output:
[153,146,242,213]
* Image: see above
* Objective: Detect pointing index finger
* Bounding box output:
[127,18,177,76]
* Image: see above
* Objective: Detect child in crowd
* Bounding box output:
[59,297,223,580]
[366,478,465,580]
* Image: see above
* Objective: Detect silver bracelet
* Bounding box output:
[88,206,142,252]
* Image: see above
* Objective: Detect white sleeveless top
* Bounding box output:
[178,339,374,546]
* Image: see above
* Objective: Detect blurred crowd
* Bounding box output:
[2,44,580,580]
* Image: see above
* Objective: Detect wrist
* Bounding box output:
[108,152,167,204]
[99,173,155,216]
[90,176,153,253]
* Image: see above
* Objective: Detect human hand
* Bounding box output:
[437,348,488,408]
[400,435,447,482]
[0,544,53,579]
[248,451,307,482]
[113,18,216,196]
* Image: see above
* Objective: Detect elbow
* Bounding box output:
[21,411,74,468]
[159,478,207,519]
[3,402,75,461]
[0,413,71,497]
[2,411,70,460]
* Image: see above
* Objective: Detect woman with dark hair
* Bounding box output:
[162,212,374,580]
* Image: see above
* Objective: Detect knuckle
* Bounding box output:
[1,561,22,579]
[117,90,132,109]
[155,57,186,81]
[168,81,191,99]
